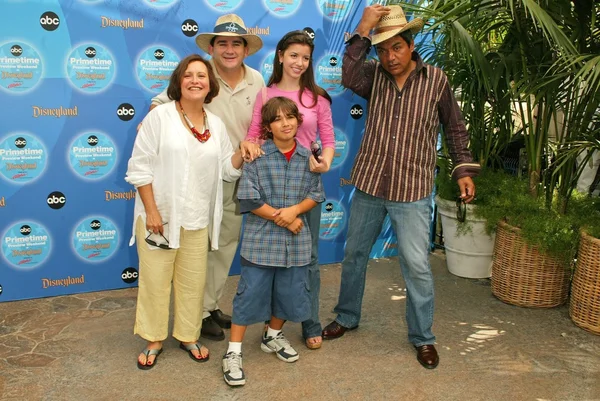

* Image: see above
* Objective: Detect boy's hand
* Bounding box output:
[287,218,304,234]
[273,206,299,227]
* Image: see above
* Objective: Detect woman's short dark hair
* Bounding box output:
[260,97,304,140]
[167,54,219,103]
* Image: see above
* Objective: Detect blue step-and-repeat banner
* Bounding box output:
[0,0,400,302]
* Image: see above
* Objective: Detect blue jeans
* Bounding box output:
[302,205,322,339]
[333,190,436,346]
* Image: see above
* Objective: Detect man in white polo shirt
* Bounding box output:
[144,14,265,341]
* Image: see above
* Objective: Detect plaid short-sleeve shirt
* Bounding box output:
[237,140,325,268]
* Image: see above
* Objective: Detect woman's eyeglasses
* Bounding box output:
[456,198,467,223]
[145,223,171,249]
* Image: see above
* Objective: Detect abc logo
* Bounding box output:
[85,47,96,58]
[14,137,27,148]
[20,225,32,235]
[154,49,165,60]
[329,57,338,66]
[0,284,3,296]
[90,220,101,230]
[121,267,139,284]
[117,103,135,121]
[47,191,66,209]
[325,203,333,211]
[350,104,364,120]
[87,135,99,146]
[303,27,315,40]
[10,45,23,56]
[181,19,199,37]
[40,11,60,31]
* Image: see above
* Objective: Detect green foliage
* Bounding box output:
[417,0,600,211]
[424,0,600,264]
[471,171,582,264]
[568,193,600,240]
[437,161,600,261]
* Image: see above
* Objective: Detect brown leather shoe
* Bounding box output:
[415,344,439,369]
[210,309,232,329]
[322,321,358,340]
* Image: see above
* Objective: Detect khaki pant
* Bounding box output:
[203,180,243,318]
[134,217,208,342]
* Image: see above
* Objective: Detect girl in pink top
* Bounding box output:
[242,30,335,171]
[239,30,335,351]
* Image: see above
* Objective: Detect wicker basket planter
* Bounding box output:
[570,231,600,335]
[491,221,570,308]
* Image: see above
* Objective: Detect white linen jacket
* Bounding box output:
[125,101,241,250]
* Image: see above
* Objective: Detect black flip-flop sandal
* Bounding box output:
[179,342,210,363]
[137,347,163,370]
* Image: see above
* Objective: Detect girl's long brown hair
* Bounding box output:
[268,30,332,109]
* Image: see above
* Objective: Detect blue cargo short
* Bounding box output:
[231,264,310,326]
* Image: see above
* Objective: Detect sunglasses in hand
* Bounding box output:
[455,197,467,223]
[145,222,171,249]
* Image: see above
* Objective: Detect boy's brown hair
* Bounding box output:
[260,96,304,140]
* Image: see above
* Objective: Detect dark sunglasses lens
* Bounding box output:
[456,198,466,222]
[145,235,170,249]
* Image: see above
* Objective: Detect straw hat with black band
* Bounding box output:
[371,5,424,46]
[195,14,263,56]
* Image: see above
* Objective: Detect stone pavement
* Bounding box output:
[1,251,599,401]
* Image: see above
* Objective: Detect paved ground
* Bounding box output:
[1,251,599,401]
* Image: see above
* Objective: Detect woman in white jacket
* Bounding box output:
[126,54,244,369]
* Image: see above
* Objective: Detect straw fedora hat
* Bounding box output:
[371,5,424,45]
[195,14,263,56]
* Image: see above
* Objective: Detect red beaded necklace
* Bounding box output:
[178,101,211,143]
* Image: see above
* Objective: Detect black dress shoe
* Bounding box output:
[415,344,439,369]
[210,309,232,329]
[200,316,225,341]
[321,321,358,340]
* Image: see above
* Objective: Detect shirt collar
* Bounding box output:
[378,51,428,79]
[263,139,309,157]
[413,51,427,77]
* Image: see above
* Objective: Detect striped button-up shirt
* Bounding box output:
[343,35,480,202]
[237,140,325,268]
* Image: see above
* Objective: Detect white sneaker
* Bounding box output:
[260,331,299,362]
[222,351,245,386]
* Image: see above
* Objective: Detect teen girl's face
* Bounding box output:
[180,61,210,103]
[278,44,311,81]
[269,108,298,142]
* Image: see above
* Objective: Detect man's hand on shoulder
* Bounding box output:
[357,4,391,37]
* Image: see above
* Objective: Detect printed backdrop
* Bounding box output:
[0,0,401,302]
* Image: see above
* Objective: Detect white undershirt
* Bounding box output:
[181,123,218,230]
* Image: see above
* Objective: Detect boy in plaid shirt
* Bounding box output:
[221,97,325,386]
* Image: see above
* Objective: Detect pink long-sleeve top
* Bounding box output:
[246,85,335,150]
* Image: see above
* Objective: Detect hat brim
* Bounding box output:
[195,33,263,56]
[371,18,424,45]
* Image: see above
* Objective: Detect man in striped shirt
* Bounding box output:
[322,4,480,370]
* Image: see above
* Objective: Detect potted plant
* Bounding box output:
[434,160,499,279]
[411,0,600,306]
